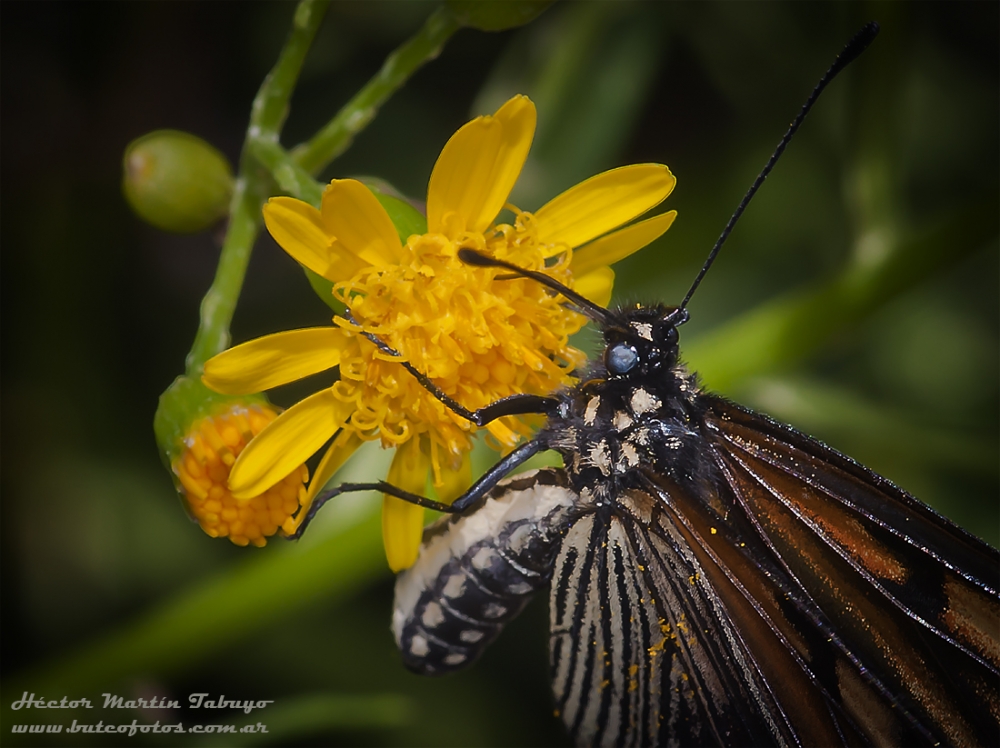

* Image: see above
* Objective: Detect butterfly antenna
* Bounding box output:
[679,21,880,311]
[457,249,619,327]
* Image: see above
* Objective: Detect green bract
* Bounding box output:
[153,373,269,468]
[123,130,234,233]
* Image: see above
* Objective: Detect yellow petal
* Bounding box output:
[229,388,352,499]
[433,450,472,505]
[320,180,404,267]
[570,210,677,278]
[383,437,430,571]
[575,266,615,308]
[427,95,536,237]
[307,430,364,502]
[202,327,348,395]
[262,198,362,282]
[485,418,518,448]
[534,164,676,250]
[284,430,364,535]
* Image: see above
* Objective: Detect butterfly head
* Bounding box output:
[602,304,688,379]
[456,250,691,381]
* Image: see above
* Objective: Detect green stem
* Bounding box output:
[248,137,324,206]
[184,0,329,373]
[292,7,460,175]
[252,0,331,134]
[186,178,259,372]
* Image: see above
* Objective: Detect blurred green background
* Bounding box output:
[2,2,996,746]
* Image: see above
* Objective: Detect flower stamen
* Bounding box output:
[175,404,308,547]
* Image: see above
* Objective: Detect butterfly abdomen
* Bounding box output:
[392,469,582,675]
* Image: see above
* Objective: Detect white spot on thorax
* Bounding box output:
[630,387,661,415]
[632,321,654,341]
[621,441,641,468]
[613,410,633,430]
[584,396,601,425]
[589,440,613,475]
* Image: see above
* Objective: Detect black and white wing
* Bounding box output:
[549,491,801,748]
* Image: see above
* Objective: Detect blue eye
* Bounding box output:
[606,343,638,375]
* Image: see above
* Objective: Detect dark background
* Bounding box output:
[2,2,997,746]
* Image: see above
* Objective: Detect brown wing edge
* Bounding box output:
[700,394,1000,745]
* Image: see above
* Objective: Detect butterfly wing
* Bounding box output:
[548,395,999,747]
[701,395,1000,746]
[549,500,803,747]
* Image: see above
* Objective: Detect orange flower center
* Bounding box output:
[175,404,309,546]
[329,211,585,479]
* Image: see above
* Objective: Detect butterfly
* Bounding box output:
[295,23,1000,747]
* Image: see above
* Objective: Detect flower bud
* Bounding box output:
[446,0,554,31]
[155,375,307,547]
[123,130,233,233]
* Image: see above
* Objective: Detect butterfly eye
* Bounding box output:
[606,343,639,375]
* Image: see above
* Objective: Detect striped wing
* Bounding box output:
[548,397,1000,747]
[549,500,798,747]
[702,396,1000,746]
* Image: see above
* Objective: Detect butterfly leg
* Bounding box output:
[346,316,559,425]
[286,437,550,538]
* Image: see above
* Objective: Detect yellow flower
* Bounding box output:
[174,403,308,547]
[204,95,676,570]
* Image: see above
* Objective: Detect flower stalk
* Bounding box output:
[160,0,477,553]
[186,178,261,372]
[187,0,464,372]
[291,7,461,176]
[186,0,330,373]
[247,137,324,207]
